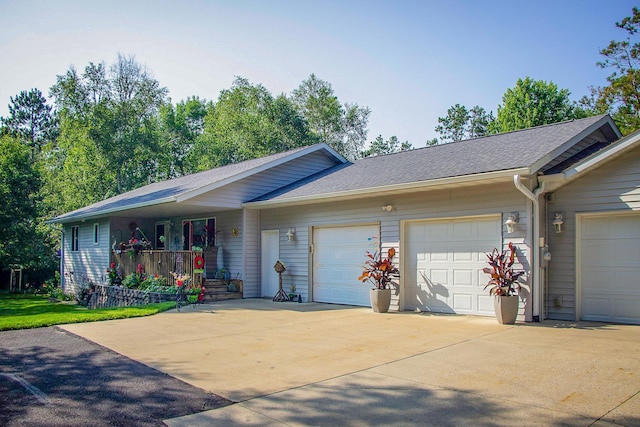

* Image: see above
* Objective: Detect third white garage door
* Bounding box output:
[405,216,501,315]
[312,225,379,306]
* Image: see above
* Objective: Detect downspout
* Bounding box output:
[513,175,546,322]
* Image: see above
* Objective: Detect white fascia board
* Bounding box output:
[48,196,177,224]
[176,144,347,203]
[243,167,531,209]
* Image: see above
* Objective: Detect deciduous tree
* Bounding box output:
[494,77,579,133]
[362,135,412,157]
[434,104,493,143]
[50,54,168,195]
[291,74,370,159]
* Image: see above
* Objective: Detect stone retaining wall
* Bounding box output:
[89,284,175,309]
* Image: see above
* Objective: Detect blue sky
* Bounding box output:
[0,0,637,146]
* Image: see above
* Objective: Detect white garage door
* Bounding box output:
[580,213,640,324]
[313,225,379,306]
[405,216,501,315]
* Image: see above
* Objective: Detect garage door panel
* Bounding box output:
[580,214,640,325]
[405,216,501,315]
[478,295,494,314]
[453,293,472,311]
[452,269,473,287]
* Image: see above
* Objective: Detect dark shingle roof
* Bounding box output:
[252,115,614,202]
[52,145,319,222]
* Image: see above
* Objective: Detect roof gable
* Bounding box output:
[51,144,346,223]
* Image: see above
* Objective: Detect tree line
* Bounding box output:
[1,7,639,283]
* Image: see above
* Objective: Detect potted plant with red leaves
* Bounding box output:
[359,247,399,313]
[483,242,525,324]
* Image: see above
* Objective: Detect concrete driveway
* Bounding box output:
[61,299,640,426]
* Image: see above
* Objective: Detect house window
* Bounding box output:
[182,218,216,250]
[93,223,100,245]
[71,226,79,252]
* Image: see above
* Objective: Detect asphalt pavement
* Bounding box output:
[0,327,230,426]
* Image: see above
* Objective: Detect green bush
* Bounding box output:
[122,272,144,289]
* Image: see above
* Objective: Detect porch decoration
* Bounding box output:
[483,242,525,324]
[359,247,399,313]
[272,260,290,302]
[193,255,205,273]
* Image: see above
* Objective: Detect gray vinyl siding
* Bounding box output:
[214,210,244,279]
[243,209,261,297]
[186,151,339,208]
[258,182,532,312]
[62,220,110,293]
[547,145,640,321]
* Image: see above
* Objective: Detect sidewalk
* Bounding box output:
[61,299,640,426]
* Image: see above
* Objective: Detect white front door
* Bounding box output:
[312,224,379,306]
[404,216,502,315]
[261,230,280,298]
[579,213,640,324]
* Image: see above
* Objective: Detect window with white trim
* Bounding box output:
[93,223,100,245]
[71,226,79,252]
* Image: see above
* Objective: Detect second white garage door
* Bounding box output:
[312,225,379,306]
[579,213,640,325]
[405,216,502,315]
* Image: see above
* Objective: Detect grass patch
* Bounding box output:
[0,293,175,331]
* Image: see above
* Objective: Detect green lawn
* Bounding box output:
[0,293,175,331]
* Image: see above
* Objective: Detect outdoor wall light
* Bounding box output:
[553,213,564,234]
[286,227,296,241]
[382,205,394,212]
[504,212,519,234]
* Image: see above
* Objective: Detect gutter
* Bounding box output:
[513,175,546,321]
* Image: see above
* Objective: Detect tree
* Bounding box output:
[493,77,579,133]
[0,135,41,268]
[434,104,493,143]
[291,74,370,159]
[1,88,57,156]
[50,54,168,195]
[468,105,494,138]
[158,97,209,179]
[190,77,317,171]
[588,7,640,134]
[362,135,412,157]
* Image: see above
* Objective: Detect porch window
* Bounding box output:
[182,218,216,250]
[155,222,168,250]
[71,226,79,252]
[93,223,100,245]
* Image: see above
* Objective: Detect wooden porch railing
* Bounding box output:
[112,249,217,285]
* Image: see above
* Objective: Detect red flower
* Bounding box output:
[110,262,116,269]
[177,280,183,286]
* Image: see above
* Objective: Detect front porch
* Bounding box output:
[111,248,242,302]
